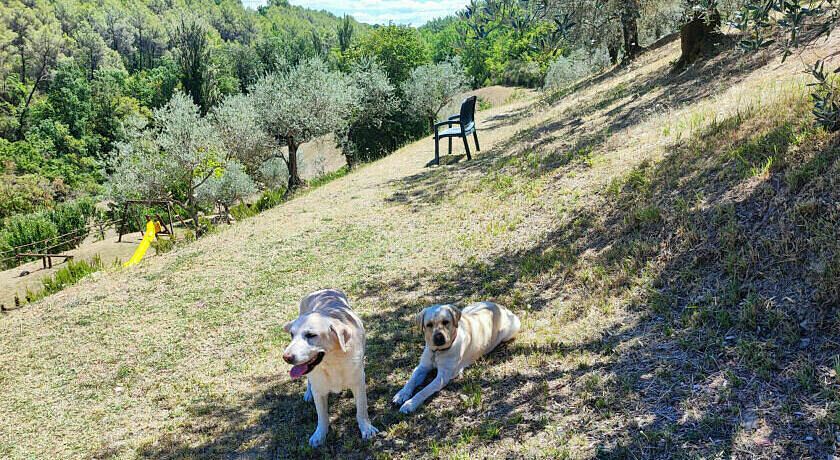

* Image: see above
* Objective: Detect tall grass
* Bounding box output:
[21,255,103,304]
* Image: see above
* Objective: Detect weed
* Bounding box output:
[737,340,776,379]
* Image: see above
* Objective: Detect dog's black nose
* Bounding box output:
[433,333,445,346]
[282,353,295,364]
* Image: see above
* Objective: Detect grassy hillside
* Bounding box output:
[1,29,838,460]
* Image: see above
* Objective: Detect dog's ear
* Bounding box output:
[330,323,351,352]
[283,319,294,333]
[446,305,462,326]
[415,308,428,333]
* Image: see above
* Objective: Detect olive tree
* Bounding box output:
[210,92,274,177]
[249,58,355,193]
[401,59,469,133]
[338,58,398,167]
[107,91,224,233]
[258,157,289,190]
[196,160,256,222]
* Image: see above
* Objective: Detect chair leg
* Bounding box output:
[473,131,480,151]
[448,137,452,156]
[434,133,440,165]
[462,135,472,160]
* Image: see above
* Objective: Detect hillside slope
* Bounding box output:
[1,32,839,459]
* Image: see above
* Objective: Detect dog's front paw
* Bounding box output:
[359,421,379,440]
[399,399,419,414]
[392,389,412,405]
[308,428,327,447]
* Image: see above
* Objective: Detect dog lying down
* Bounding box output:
[282,289,379,447]
[394,301,521,413]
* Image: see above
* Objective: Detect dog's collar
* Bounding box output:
[433,328,458,353]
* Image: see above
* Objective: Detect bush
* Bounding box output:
[498,60,543,88]
[47,198,95,251]
[25,256,103,303]
[151,234,176,255]
[0,198,96,268]
[544,48,612,91]
[0,173,55,223]
[230,202,258,221]
[258,157,289,190]
[1,213,58,268]
[254,188,285,212]
[196,161,257,212]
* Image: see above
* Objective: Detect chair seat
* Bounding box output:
[436,122,475,138]
[436,127,463,137]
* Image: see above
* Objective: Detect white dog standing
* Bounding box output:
[282,289,379,447]
[393,301,520,414]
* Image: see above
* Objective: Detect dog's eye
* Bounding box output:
[425,323,433,328]
[441,320,449,326]
[304,332,317,339]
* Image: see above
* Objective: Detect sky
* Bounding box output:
[246,0,469,26]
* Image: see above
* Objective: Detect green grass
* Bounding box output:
[308,165,351,189]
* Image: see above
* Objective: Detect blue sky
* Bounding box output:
[247,0,468,26]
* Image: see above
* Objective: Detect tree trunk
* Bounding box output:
[19,47,26,82]
[17,68,46,138]
[286,139,304,194]
[608,44,620,64]
[428,116,435,134]
[620,0,642,62]
[674,8,721,71]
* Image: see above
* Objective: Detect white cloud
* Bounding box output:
[272,0,468,26]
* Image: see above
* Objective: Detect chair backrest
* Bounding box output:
[459,96,477,133]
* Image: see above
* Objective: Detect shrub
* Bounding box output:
[498,60,543,88]
[151,235,176,255]
[1,213,58,268]
[196,161,257,213]
[230,202,258,221]
[258,157,289,190]
[26,256,103,303]
[0,198,95,268]
[0,173,55,223]
[255,188,285,212]
[543,48,612,91]
[46,198,95,251]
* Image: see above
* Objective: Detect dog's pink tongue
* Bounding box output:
[290,364,308,379]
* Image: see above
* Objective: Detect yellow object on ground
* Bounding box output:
[123,220,158,267]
